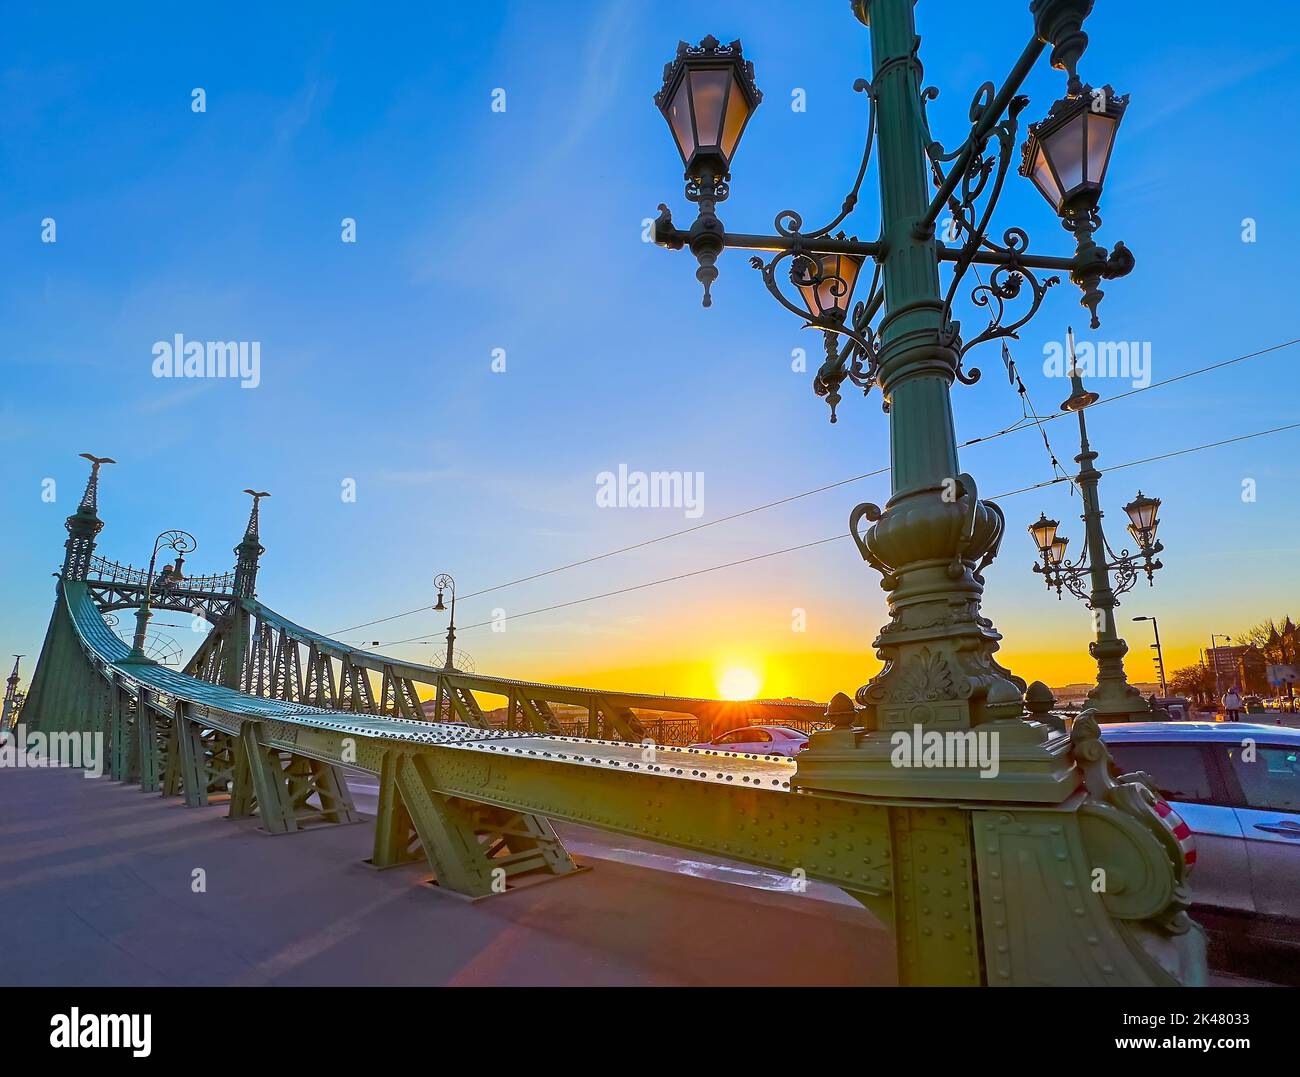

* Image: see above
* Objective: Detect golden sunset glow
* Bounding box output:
[718,666,762,700]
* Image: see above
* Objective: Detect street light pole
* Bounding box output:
[1133,616,1167,698]
[1209,632,1232,697]
[433,573,457,671]
[648,0,1203,987]
[832,0,1030,742]
[650,0,1138,778]
[127,529,197,662]
[432,573,458,725]
[1028,335,1164,722]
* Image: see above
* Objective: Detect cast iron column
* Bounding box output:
[845,0,1024,734]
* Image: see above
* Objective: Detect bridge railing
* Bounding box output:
[86,555,236,594]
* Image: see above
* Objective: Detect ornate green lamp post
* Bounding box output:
[650,2,1204,985]
[650,0,1136,782]
[1028,339,1165,721]
[433,573,458,672]
[126,529,197,662]
[432,573,459,725]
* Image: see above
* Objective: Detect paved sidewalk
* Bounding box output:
[0,767,893,987]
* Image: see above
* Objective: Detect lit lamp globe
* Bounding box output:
[1029,512,1061,555]
[1019,85,1128,221]
[1123,491,1161,549]
[655,35,762,187]
[794,251,864,322]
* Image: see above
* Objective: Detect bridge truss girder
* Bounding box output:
[182,600,826,751]
[87,581,235,627]
[20,583,1206,987]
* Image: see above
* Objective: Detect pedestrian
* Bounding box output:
[1221,685,1243,723]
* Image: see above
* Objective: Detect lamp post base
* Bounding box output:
[125,606,155,664]
[1087,635,1153,723]
[794,715,1079,803]
[795,703,1205,986]
[1086,686,1153,722]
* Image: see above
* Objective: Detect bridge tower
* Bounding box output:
[23,454,116,731]
[219,490,268,689]
[232,490,268,600]
[62,454,114,581]
[1,655,23,731]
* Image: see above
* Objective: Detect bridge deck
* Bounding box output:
[69,583,796,791]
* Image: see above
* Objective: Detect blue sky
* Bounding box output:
[2,1,1297,698]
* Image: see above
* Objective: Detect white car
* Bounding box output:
[688,724,809,757]
[1101,722,1300,954]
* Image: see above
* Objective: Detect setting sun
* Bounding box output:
[718,666,762,701]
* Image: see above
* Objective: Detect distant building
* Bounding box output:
[1206,645,1268,696]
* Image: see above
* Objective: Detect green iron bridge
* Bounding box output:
[16,460,1207,987]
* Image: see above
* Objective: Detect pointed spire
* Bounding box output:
[63,454,114,581]
[76,453,116,513]
[242,489,270,540]
[2,655,23,731]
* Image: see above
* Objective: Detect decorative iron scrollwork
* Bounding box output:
[773,79,876,242]
[749,246,882,423]
[922,83,1062,373]
[1034,537,1164,606]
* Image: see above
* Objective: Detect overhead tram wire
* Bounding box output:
[328,335,1300,639]
[969,256,1072,488]
[999,338,1073,488]
[373,419,1300,649]
[381,536,848,645]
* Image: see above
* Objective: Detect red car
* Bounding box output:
[688,724,809,757]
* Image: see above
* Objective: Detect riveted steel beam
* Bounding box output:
[369,750,423,869]
[391,752,578,897]
[237,722,295,833]
[137,689,162,792]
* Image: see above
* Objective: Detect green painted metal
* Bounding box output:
[227,730,258,821]
[369,750,423,869]
[391,753,578,897]
[142,690,169,793]
[183,596,819,748]
[27,574,1205,985]
[236,721,295,834]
